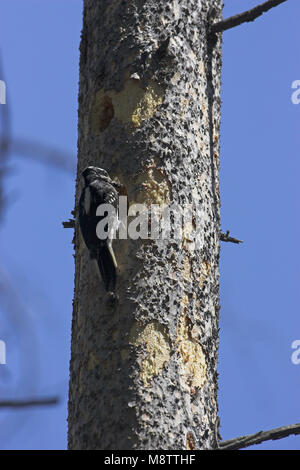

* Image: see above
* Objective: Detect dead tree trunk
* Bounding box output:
[68,0,222,450]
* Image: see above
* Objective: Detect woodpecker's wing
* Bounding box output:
[79,184,101,251]
[89,179,119,211]
[97,244,116,292]
[79,180,118,247]
[79,178,119,291]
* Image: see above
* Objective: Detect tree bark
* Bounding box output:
[68,0,222,450]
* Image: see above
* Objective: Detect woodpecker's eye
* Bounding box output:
[97,168,109,179]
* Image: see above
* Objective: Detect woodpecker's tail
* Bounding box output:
[97,245,116,292]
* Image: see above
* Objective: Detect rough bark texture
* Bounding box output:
[68,0,222,450]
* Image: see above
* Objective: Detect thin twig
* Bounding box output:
[0,397,59,408]
[0,50,11,222]
[62,218,75,228]
[210,0,288,34]
[220,230,243,244]
[11,137,76,174]
[219,422,300,450]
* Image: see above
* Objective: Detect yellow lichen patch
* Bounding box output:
[182,219,195,252]
[135,164,172,208]
[170,71,180,85]
[201,99,209,127]
[199,260,211,289]
[130,81,164,127]
[90,79,165,134]
[176,316,207,390]
[182,256,191,282]
[129,321,171,385]
[198,60,206,76]
[180,96,189,120]
[182,294,189,310]
[200,140,207,154]
[141,413,151,422]
[214,179,220,199]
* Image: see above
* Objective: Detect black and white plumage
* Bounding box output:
[79,166,120,292]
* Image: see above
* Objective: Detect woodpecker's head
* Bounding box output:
[82,166,111,184]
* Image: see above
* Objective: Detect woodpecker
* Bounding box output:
[79,166,120,292]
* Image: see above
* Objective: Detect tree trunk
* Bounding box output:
[68,0,222,450]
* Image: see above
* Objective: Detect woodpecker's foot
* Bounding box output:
[105,291,119,309]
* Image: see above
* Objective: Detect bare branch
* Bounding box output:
[0,51,75,223]
[0,397,59,408]
[11,137,76,174]
[219,422,300,450]
[0,51,12,222]
[210,0,288,34]
[220,230,243,244]
[62,218,75,228]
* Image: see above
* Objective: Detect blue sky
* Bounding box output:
[0,0,299,450]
